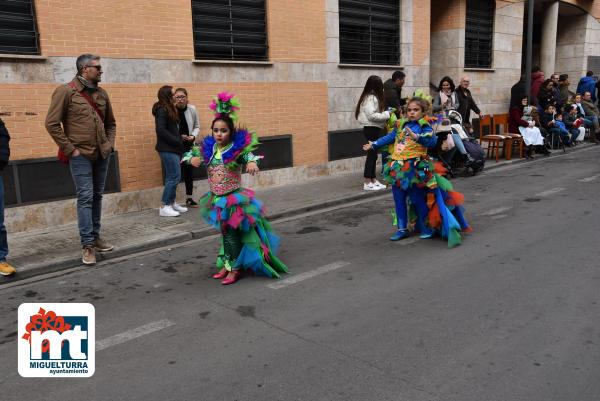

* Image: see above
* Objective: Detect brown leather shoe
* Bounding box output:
[0,261,16,276]
[94,237,114,252]
[82,245,96,265]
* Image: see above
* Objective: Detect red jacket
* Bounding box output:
[530,72,545,104]
[509,106,529,134]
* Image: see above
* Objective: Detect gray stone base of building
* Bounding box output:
[5,156,367,233]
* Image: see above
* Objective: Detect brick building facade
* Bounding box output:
[1,0,599,231]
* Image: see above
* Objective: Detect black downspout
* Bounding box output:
[525,0,535,103]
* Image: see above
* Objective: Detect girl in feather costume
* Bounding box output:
[363,96,471,248]
[184,93,288,285]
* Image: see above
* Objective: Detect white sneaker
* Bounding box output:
[372,180,387,190]
[363,183,376,191]
[159,205,180,217]
[172,202,188,213]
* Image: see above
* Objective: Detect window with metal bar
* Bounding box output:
[339,0,400,65]
[465,0,495,68]
[0,0,40,55]
[191,0,268,61]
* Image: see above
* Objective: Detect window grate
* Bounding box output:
[0,0,40,55]
[328,129,365,161]
[339,0,400,65]
[1,153,120,207]
[191,0,268,61]
[465,0,495,68]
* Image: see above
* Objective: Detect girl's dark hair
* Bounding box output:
[152,85,178,122]
[438,76,456,92]
[355,75,385,119]
[211,116,236,137]
[407,97,431,116]
[518,94,528,110]
[541,79,554,89]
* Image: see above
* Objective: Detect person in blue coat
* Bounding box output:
[576,71,597,103]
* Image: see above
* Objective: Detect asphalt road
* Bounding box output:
[1,147,599,401]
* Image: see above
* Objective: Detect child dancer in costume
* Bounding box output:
[363,96,471,248]
[184,93,288,285]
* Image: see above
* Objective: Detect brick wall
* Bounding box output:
[34,0,327,62]
[35,0,194,59]
[1,82,328,191]
[268,0,327,62]
[430,0,465,32]
[413,0,432,66]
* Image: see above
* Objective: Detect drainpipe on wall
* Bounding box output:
[525,0,535,102]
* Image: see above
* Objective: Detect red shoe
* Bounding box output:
[212,268,228,279]
[221,270,241,285]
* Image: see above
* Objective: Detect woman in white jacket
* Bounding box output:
[355,76,391,190]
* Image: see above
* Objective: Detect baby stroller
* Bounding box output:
[430,116,456,176]
[431,111,485,176]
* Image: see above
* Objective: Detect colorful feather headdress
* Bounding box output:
[412,88,433,104]
[209,92,241,122]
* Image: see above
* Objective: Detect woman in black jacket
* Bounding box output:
[537,79,557,111]
[153,85,187,217]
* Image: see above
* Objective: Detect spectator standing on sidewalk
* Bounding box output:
[510,75,527,108]
[355,75,390,191]
[383,70,406,115]
[0,118,15,276]
[576,71,597,103]
[153,85,188,217]
[550,73,564,111]
[530,68,545,105]
[174,88,200,208]
[456,76,481,130]
[432,76,460,114]
[383,70,406,175]
[557,74,572,109]
[45,54,116,266]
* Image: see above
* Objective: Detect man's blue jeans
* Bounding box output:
[69,154,110,246]
[0,179,8,262]
[583,116,599,133]
[451,133,467,155]
[159,152,181,206]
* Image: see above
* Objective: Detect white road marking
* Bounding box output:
[579,174,599,183]
[479,206,511,216]
[535,187,565,197]
[96,319,175,351]
[267,261,350,289]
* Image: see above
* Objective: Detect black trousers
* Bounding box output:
[363,126,384,179]
[181,162,194,196]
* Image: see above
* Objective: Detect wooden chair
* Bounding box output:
[493,113,525,160]
[478,115,507,162]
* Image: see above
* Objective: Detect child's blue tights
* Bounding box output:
[391,185,429,232]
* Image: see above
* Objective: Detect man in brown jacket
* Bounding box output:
[45,54,117,265]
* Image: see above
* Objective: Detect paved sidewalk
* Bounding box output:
[2,144,590,283]
[3,171,389,282]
